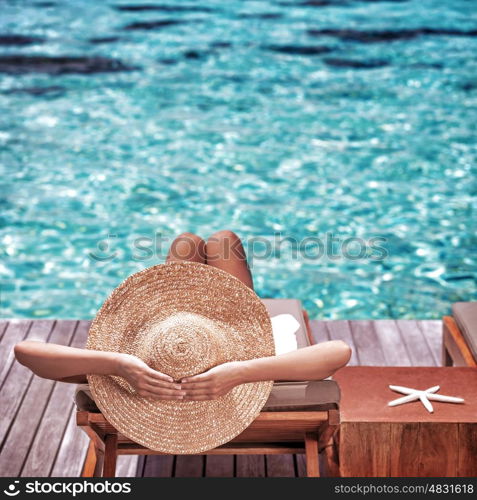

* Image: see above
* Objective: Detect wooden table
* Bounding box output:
[332,366,477,477]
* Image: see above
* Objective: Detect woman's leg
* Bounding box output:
[166,232,206,264]
[206,230,254,290]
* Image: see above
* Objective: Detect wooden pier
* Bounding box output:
[0,318,442,477]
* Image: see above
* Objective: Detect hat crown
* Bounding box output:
[137,312,233,381]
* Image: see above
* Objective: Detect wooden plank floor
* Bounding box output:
[0,318,443,477]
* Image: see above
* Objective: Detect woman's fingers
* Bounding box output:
[145,367,174,383]
[142,382,183,396]
[139,387,183,398]
[145,376,181,390]
[179,380,213,390]
[182,387,214,395]
[180,372,217,387]
[181,379,230,394]
[180,371,212,383]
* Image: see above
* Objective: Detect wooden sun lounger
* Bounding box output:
[76,299,341,477]
[442,302,477,367]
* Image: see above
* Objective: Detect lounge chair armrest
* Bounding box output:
[452,302,477,359]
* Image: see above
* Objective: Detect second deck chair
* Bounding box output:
[442,302,477,367]
[76,299,341,477]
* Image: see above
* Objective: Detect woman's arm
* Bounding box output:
[14,341,120,382]
[242,339,351,382]
[180,340,352,400]
[14,341,184,399]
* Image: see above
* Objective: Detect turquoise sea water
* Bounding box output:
[0,0,476,320]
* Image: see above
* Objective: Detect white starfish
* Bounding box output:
[388,385,464,413]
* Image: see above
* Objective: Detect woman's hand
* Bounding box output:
[180,361,246,400]
[115,353,184,400]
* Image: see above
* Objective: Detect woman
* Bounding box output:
[14,230,351,401]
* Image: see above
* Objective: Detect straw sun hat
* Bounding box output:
[86,261,275,454]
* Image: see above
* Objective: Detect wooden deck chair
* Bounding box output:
[442,302,477,367]
[76,299,341,477]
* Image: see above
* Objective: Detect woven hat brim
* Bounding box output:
[86,261,275,454]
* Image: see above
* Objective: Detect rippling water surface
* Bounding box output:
[1,0,476,319]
